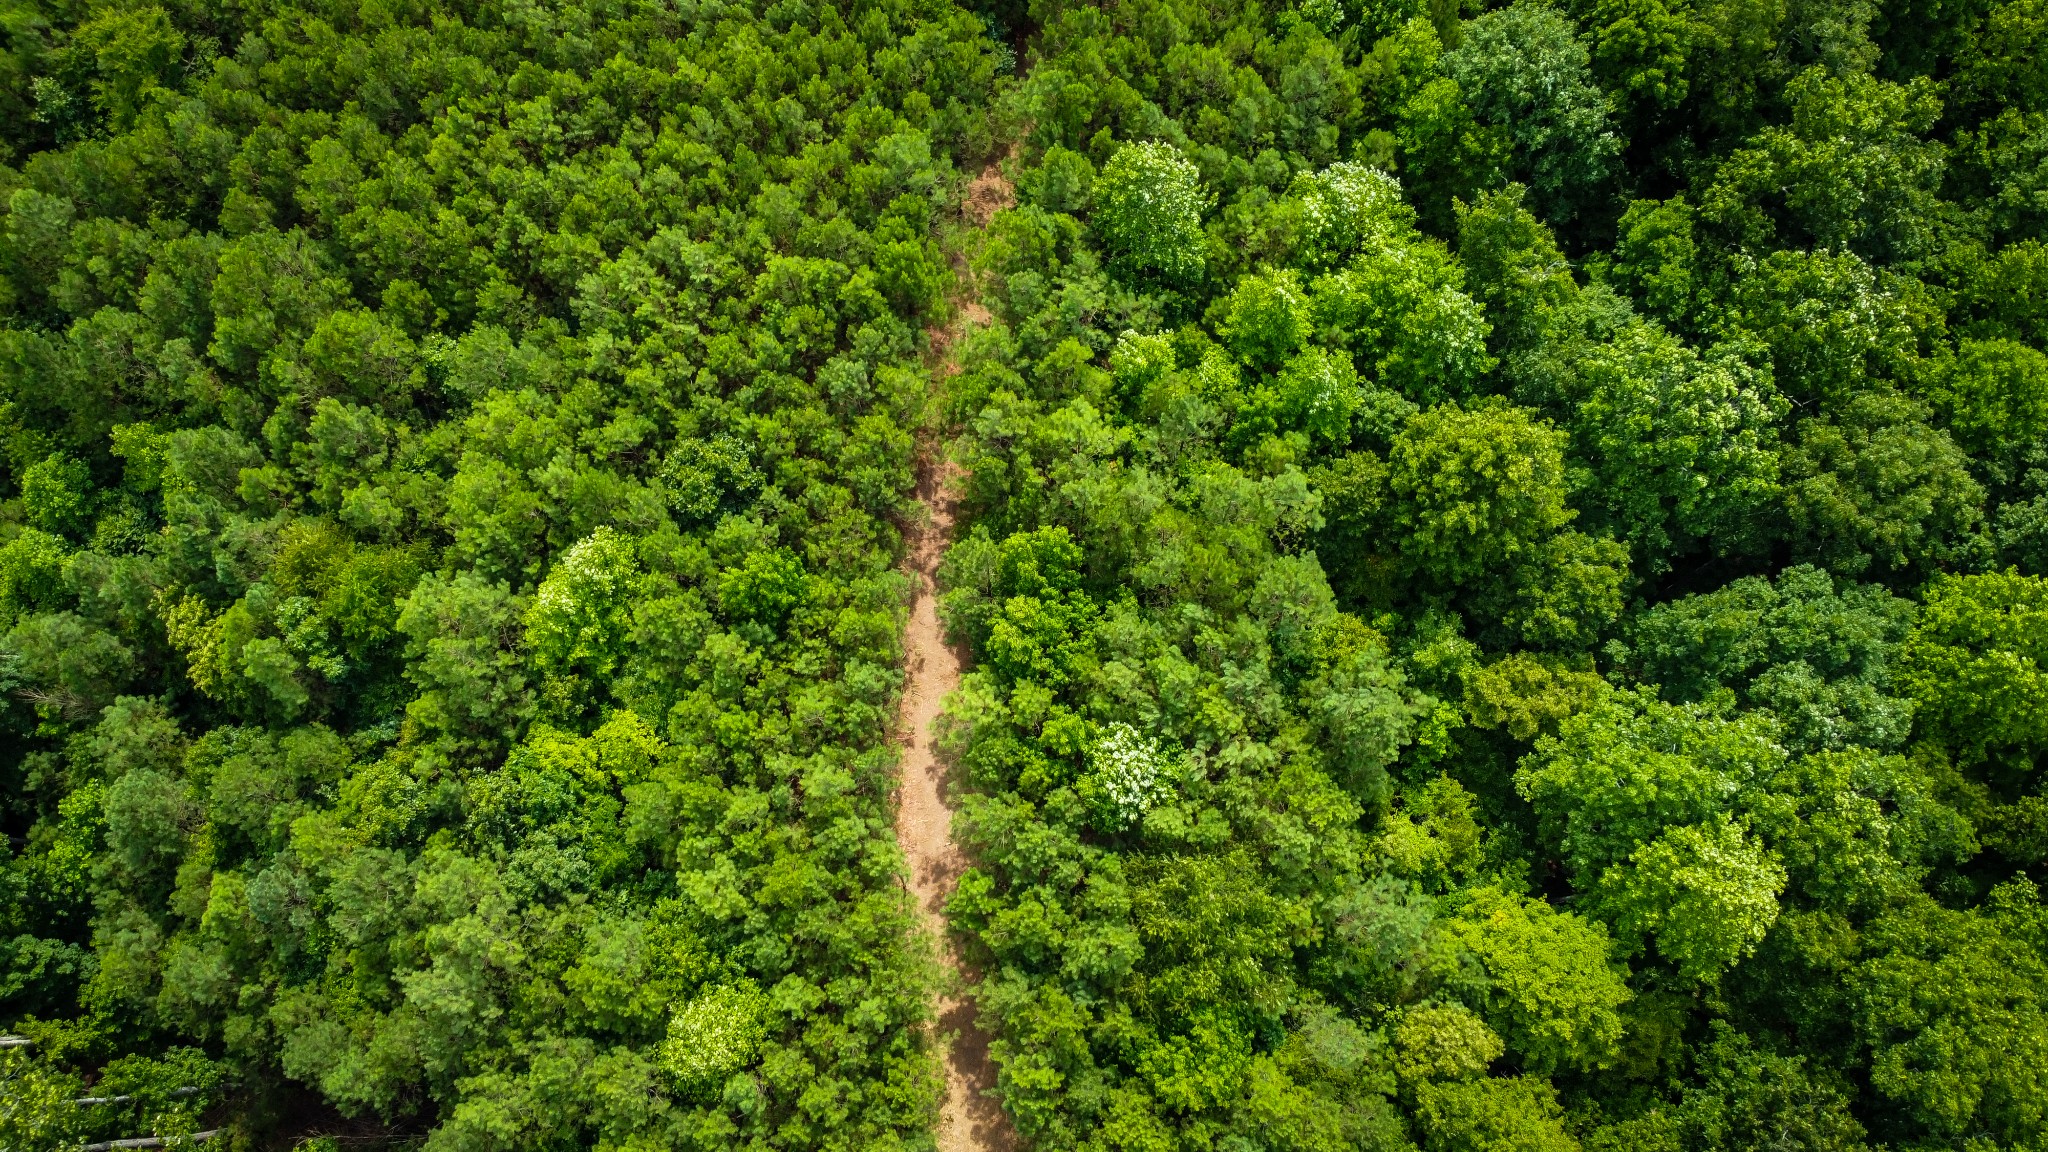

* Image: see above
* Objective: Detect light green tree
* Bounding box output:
[1895,569,2048,764]
[1444,886,1631,1073]
[1596,817,1787,982]
[1414,1073,1582,1152]
[1517,689,1786,883]
[663,979,770,1092]
[1386,402,1573,587]
[1393,1001,1503,1085]
[524,527,644,719]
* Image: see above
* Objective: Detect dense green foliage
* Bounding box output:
[0,0,1006,1146]
[9,0,2048,1146]
[934,0,2048,1147]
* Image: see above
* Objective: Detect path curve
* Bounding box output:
[898,155,1018,1152]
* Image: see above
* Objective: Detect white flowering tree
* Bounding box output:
[1093,142,1208,285]
[1088,723,1179,830]
[1290,161,1410,269]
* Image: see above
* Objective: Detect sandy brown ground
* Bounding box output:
[963,155,1017,228]
[895,454,1016,1152]
[896,153,1020,1152]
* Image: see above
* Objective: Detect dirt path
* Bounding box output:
[896,155,1016,1152]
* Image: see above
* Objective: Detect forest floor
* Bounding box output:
[894,154,1015,1152]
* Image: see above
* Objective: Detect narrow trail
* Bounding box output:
[896,457,1012,1152]
[896,155,1016,1152]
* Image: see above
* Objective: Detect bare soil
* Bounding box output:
[962,157,1017,228]
[894,150,1019,1152]
[895,456,1016,1152]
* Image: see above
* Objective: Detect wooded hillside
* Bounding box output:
[3,0,2048,1148]
[938,0,2048,1148]
[0,0,999,1146]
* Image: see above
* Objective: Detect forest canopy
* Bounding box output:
[936,0,2048,1147]
[0,0,1000,1146]
[3,0,2048,1148]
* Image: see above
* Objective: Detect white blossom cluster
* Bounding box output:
[1095,143,1208,282]
[1300,0,1345,34]
[1092,723,1177,829]
[1295,161,1407,266]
